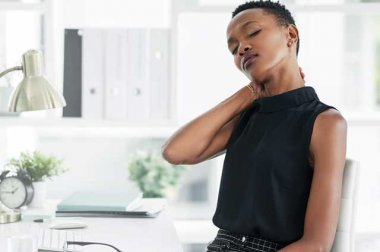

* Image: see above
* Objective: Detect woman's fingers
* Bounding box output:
[251,82,265,98]
[249,67,304,100]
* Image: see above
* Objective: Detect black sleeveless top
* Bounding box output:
[212,86,337,246]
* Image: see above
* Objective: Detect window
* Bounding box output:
[0,2,45,115]
[295,12,380,112]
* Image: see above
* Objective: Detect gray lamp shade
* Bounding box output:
[8,50,66,112]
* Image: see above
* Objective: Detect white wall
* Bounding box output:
[39,136,164,199]
[63,0,171,28]
[177,12,247,124]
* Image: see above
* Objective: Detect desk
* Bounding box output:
[0,198,183,252]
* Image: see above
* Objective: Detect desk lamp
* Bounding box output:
[0,49,66,112]
[0,49,66,223]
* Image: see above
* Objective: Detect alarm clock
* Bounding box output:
[0,170,34,209]
[0,170,34,223]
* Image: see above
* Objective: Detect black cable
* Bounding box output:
[65,241,124,252]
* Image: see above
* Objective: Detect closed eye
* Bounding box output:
[249,29,261,37]
[231,30,261,55]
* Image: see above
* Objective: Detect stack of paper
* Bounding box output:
[55,190,162,218]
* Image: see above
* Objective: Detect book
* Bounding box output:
[55,202,165,218]
[56,190,143,212]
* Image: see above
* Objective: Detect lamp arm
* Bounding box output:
[0,66,23,78]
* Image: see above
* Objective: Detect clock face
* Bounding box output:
[0,177,27,209]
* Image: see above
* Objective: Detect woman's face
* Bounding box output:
[227,8,295,82]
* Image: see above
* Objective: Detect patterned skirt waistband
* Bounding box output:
[212,229,285,251]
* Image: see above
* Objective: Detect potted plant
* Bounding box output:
[128,150,187,198]
[6,151,67,208]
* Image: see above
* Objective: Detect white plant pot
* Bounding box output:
[28,181,47,209]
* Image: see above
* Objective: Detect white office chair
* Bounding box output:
[331,158,359,252]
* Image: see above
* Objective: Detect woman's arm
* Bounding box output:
[278,109,347,252]
[162,67,304,165]
[161,85,259,165]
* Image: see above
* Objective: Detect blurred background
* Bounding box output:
[0,0,379,251]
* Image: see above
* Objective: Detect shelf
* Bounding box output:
[0,116,176,126]
[0,2,45,11]
[0,117,179,138]
[0,110,380,139]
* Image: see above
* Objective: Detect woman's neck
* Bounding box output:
[257,61,305,97]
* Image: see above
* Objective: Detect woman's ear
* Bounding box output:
[287,24,299,45]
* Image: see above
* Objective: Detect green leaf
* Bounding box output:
[127,150,188,198]
[6,151,67,182]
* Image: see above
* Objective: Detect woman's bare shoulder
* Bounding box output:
[308,108,347,167]
[316,108,346,126]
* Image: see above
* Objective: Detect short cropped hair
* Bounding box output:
[232,0,300,55]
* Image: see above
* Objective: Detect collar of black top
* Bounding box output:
[252,86,319,113]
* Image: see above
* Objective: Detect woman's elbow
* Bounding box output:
[161,146,192,165]
[161,146,179,164]
[161,146,199,165]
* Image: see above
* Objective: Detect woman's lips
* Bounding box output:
[242,54,258,70]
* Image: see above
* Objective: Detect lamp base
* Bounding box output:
[0,209,21,224]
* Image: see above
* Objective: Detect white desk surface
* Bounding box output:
[0,198,183,252]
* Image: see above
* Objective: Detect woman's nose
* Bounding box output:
[239,44,252,56]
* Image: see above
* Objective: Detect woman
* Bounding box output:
[162,1,347,252]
